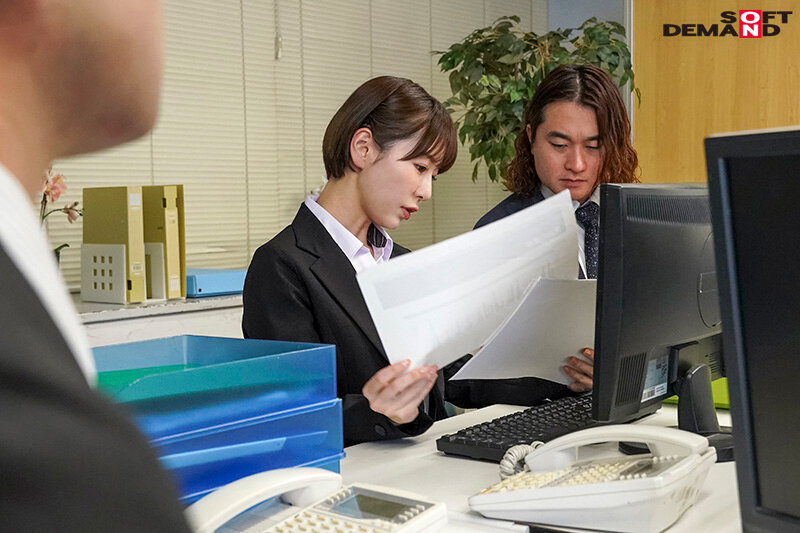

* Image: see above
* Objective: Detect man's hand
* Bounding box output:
[563,348,594,392]
[362,360,438,424]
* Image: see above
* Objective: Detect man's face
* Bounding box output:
[53,0,164,155]
[529,101,601,204]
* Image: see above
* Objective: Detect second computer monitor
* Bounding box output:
[592,183,724,435]
[706,127,800,531]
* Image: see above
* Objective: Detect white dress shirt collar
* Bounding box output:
[304,195,394,274]
[0,164,96,382]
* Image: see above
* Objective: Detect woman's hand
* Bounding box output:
[563,348,594,392]
[362,359,438,424]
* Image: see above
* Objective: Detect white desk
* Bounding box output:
[75,293,243,347]
[341,405,739,532]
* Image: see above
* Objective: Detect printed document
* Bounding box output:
[452,278,596,385]
[356,190,581,371]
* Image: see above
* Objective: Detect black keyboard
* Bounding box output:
[436,395,597,462]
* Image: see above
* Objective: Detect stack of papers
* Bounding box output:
[356,191,596,385]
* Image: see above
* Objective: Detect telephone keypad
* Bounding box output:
[268,509,397,532]
[481,455,683,495]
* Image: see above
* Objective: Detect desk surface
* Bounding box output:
[74,293,242,324]
[341,404,739,532]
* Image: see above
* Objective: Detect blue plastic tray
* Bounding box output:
[92,335,343,503]
[93,335,337,441]
[161,398,344,504]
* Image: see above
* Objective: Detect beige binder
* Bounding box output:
[142,185,186,299]
[82,186,146,303]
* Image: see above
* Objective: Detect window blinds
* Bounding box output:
[50,0,547,289]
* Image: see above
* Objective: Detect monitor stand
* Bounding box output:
[676,363,734,462]
[619,363,734,462]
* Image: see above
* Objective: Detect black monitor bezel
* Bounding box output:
[706,128,800,532]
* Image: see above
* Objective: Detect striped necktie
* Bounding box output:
[575,201,600,279]
[366,223,386,248]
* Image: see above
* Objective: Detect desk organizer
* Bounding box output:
[93,335,343,504]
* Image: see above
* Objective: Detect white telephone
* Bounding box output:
[469,425,716,533]
[186,467,448,533]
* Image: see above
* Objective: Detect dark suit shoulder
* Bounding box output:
[251,225,299,263]
[474,192,543,229]
[0,246,190,531]
[391,242,411,257]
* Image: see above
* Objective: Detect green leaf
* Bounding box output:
[467,65,484,84]
[597,47,612,62]
[497,53,522,64]
[609,21,626,37]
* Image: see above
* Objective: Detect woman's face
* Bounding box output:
[357,137,437,230]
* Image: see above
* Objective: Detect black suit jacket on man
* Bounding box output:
[243,204,447,446]
[474,189,545,229]
[0,245,190,531]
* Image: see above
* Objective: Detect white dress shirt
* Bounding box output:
[540,184,601,277]
[0,164,96,382]
[304,195,394,274]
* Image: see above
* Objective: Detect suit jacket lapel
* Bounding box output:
[292,205,388,357]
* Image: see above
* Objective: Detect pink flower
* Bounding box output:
[43,170,67,203]
[63,202,81,223]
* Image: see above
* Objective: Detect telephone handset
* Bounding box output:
[186,467,448,533]
[469,425,716,533]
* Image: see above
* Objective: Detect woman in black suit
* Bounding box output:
[243,76,458,446]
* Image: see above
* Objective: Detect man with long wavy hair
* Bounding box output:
[473,64,639,393]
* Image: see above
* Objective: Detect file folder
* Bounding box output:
[142,185,186,299]
[186,268,246,297]
[82,186,146,303]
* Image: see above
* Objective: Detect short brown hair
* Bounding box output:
[323,76,457,179]
[504,64,639,196]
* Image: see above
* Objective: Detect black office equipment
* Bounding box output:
[436,395,596,462]
[706,127,800,532]
[590,183,733,461]
[439,183,731,463]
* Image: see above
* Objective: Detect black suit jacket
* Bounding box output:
[0,245,190,531]
[243,204,447,446]
[474,189,545,229]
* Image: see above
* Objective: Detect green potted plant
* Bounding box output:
[435,16,638,182]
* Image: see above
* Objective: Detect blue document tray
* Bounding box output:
[186,268,247,297]
[93,336,337,440]
[92,335,343,503]
[162,399,344,503]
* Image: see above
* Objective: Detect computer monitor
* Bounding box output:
[706,127,800,532]
[591,183,732,459]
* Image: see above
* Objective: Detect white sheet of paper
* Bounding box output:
[356,190,578,369]
[451,278,596,385]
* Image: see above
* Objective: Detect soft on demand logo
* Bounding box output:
[663,10,793,37]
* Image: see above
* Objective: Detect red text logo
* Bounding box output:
[740,10,762,37]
